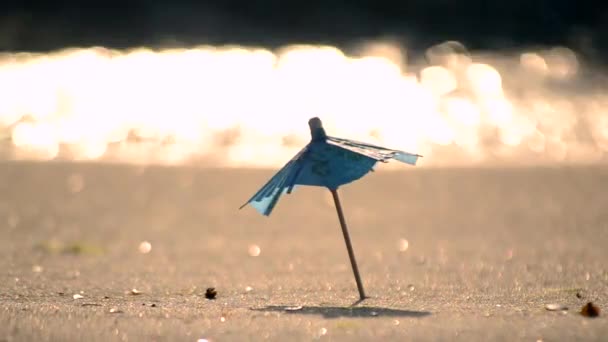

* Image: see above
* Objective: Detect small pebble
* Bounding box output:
[580,302,600,317]
[138,241,152,254]
[398,239,409,252]
[545,304,568,311]
[205,288,217,300]
[285,306,303,311]
[248,244,261,257]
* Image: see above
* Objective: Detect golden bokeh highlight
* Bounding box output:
[0,41,605,167]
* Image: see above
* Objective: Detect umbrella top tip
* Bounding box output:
[308,116,323,126]
[308,117,327,140]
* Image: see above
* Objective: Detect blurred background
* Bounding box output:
[1,0,608,168]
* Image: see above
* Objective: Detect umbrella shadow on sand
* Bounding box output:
[251,304,432,319]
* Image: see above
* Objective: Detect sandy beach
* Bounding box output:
[0,162,606,341]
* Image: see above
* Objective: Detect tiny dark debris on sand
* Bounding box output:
[81,303,102,307]
[205,288,217,300]
[580,302,600,318]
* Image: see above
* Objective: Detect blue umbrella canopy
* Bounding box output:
[240,117,422,216]
[240,117,422,300]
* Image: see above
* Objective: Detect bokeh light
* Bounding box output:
[0,41,606,167]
